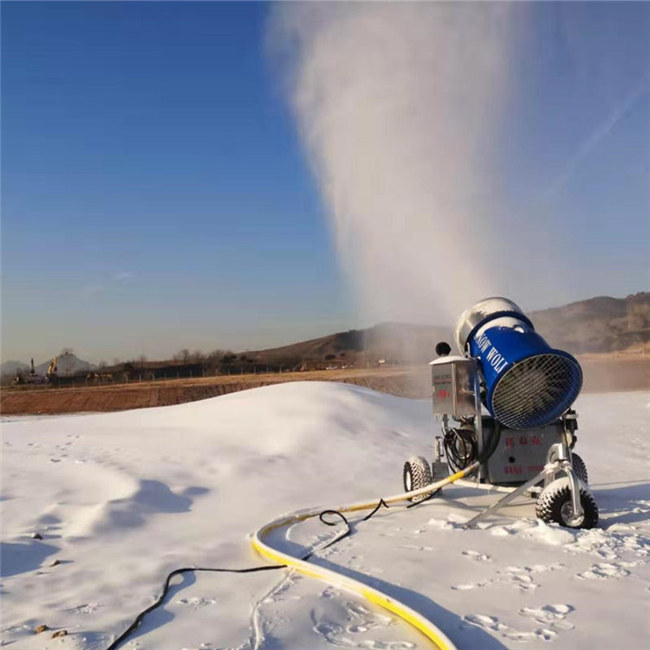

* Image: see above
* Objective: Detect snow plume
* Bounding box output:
[269,3,517,328]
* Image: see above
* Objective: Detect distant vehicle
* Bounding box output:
[14,358,48,385]
[46,356,58,380]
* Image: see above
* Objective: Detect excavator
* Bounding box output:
[46,357,58,383]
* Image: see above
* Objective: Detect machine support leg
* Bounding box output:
[473,373,485,483]
[546,442,585,523]
[463,465,557,529]
[561,460,584,523]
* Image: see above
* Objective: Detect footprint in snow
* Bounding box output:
[577,562,630,580]
[451,580,491,591]
[462,550,491,562]
[463,614,557,642]
[519,604,575,630]
[312,598,412,649]
[322,586,343,599]
[463,614,501,629]
[358,642,416,649]
[497,567,539,591]
[452,562,565,592]
[176,597,218,608]
[527,563,565,573]
[67,602,101,615]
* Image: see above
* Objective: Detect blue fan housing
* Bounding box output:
[459,299,582,429]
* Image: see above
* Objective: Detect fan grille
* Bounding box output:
[491,353,582,429]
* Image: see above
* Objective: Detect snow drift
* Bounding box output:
[1,383,648,648]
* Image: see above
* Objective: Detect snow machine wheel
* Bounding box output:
[536,477,598,529]
[570,452,589,484]
[403,456,433,503]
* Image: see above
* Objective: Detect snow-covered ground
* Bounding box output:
[1,383,648,650]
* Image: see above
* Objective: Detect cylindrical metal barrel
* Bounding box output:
[456,298,582,429]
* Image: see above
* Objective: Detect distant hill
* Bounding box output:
[247,322,451,367]
[249,293,649,365]
[530,292,650,354]
[35,352,95,377]
[1,352,96,379]
[0,361,29,377]
[2,294,646,379]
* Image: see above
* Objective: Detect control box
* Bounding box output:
[430,356,478,418]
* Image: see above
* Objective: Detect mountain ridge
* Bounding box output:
[247,292,649,364]
[2,293,647,376]
[1,352,95,378]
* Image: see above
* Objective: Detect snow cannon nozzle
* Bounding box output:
[454,297,582,429]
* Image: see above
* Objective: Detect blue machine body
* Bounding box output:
[459,301,583,430]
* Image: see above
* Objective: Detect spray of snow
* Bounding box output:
[269,3,517,329]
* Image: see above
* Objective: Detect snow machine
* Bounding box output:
[403,297,598,529]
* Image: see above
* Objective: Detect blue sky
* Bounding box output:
[489,2,649,303]
[1,2,648,364]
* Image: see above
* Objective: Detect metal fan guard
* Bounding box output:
[491,353,583,429]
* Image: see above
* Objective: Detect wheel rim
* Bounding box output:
[405,469,412,491]
[560,500,585,527]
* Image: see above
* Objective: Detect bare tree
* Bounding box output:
[190,350,205,363]
[173,349,191,363]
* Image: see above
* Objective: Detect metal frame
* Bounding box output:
[462,442,584,528]
[433,358,585,528]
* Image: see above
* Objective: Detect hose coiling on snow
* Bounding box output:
[107,465,476,649]
[252,463,479,650]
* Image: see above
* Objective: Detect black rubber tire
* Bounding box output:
[403,456,433,503]
[571,452,589,484]
[536,477,598,529]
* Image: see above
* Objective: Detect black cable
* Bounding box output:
[106,501,390,650]
[362,498,389,520]
[319,508,350,529]
[105,563,284,650]
[107,483,432,650]
[478,418,502,464]
[303,509,352,557]
[443,427,478,472]
[107,414,500,650]
[443,419,501,475]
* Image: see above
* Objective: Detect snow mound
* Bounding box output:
[1,384,648,649]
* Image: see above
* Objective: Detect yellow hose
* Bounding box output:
[251,462,479,650]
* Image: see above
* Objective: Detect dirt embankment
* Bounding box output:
[0,368,422,416]
[1,356,647,416]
